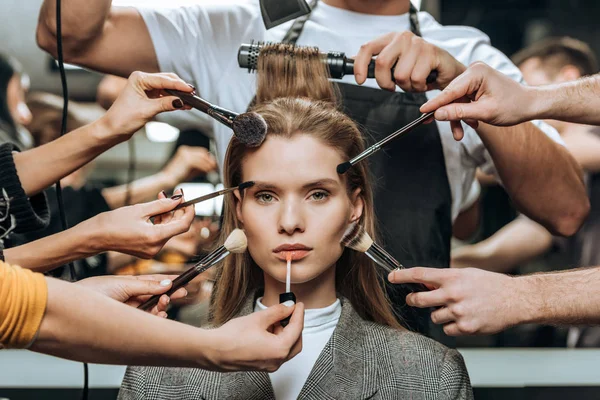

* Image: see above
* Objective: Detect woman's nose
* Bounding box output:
[278,200,305,235]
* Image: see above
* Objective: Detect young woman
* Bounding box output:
[119,45,473,400]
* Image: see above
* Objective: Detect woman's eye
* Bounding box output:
[310,191,329,201]
[256,193,275,203]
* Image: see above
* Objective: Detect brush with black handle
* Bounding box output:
[138,229,248,312]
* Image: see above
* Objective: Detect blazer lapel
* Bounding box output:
[297,298,379,400]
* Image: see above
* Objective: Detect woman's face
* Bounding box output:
[7,74,32,126]
[236,134,363,285]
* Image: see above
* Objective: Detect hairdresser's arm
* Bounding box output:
[420,62,600,131]
[35,277,305,370]
[37,0,157,76]
[102,146,217,209]
[474,121,588,236]
[451,216,553,273]
[388,266,600,336]
[13,72,192,196]
[4,195,193,273]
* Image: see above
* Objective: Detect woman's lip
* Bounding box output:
[273,243,312,252]
[274,250,310,261]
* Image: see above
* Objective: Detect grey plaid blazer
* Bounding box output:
[119,296,473,400]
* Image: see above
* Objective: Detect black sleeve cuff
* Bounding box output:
[0,143,49,233]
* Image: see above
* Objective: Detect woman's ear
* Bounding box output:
[349,188,364,223]
[234,189,244,225]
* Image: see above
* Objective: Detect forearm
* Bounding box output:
[532,76,600,125]
[3,222,98,273]
[451,217,553,273]
[102,172,174,209]
[477,122,589,236]
[32,277,218,368]
[13,118,118,196]
[517,267,600,326]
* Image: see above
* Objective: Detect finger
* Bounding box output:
[154,191,168,224]
[391,38,420,92]
[419,74,474,113]
[450,120,465,141]
[124,278,174,300]
[286,331,303,362]
[135,72,193,93]
[135,274,179,282]
[155,294,171,313]
[153,96,187,115]
[374,35,407,91]
[388,267,448,287]
[157,311,168,319]
[434,102,486,125]
[142,196,183,218]
[172,188,186,221]
[354,32,395,85]
[443,322,461,336]
[153,208,194,241]
[406,289,450,308]
[168,287,188,301]
[410,46,436,92]
[465,119,479,130]
[258,302,296,327]
[277,302,305,348]
[430,307,455,325]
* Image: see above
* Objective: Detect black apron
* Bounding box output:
[255,2,453,340]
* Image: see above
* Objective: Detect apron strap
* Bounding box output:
[283,0,422,45]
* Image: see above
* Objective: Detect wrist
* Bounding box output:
[511,275,543,325]
[79,212,111,254]
[523,85,549,122]
[94,114,130,147]
[192,328,222,370]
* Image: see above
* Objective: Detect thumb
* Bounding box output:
[258,303,296,327]
[121,278,173,298]
[155,96,185,115]
[141,196,181,217]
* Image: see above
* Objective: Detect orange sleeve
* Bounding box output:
[0,261,48,348]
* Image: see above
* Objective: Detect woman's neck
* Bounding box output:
[321,0,411,16]
[261,264,338,309]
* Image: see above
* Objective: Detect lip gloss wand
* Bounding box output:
[279,252,296,327]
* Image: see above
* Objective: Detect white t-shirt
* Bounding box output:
[136,0,563,219]
[254,297,341,400]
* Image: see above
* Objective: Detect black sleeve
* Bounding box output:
[0,143,49,234]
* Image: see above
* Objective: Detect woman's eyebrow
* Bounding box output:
[250,179,339,191]
[301,178,339,190]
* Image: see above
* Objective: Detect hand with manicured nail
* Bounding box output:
[99,71,194,140]
[77,274,188,316]
[82,192,194,259]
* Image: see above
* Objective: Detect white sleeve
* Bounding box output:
[460,178,481,212]
[135,1,257,102]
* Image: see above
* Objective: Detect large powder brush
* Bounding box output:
[341,222,429,293]
[165,89,267,147]
[138,229,248,311]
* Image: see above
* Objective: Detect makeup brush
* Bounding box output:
[279,252,296,327]
[172,181,255,211]
[138,229,248,312]
[341,223,429,293]
[165,89,267,147]
[336,111,434,174]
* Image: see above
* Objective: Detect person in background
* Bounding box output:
[0,54,33,148]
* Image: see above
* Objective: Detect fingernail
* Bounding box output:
[164,295,170,304]
[437,109,448,120]
[188,83,196,91]
[282,300,295,307]
[171,194,183,200]
[180,188,184,197]
[160,190,166,197]
[160,279,171,287]
[173,99,184,109]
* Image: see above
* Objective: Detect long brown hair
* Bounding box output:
[211,43,403,329]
